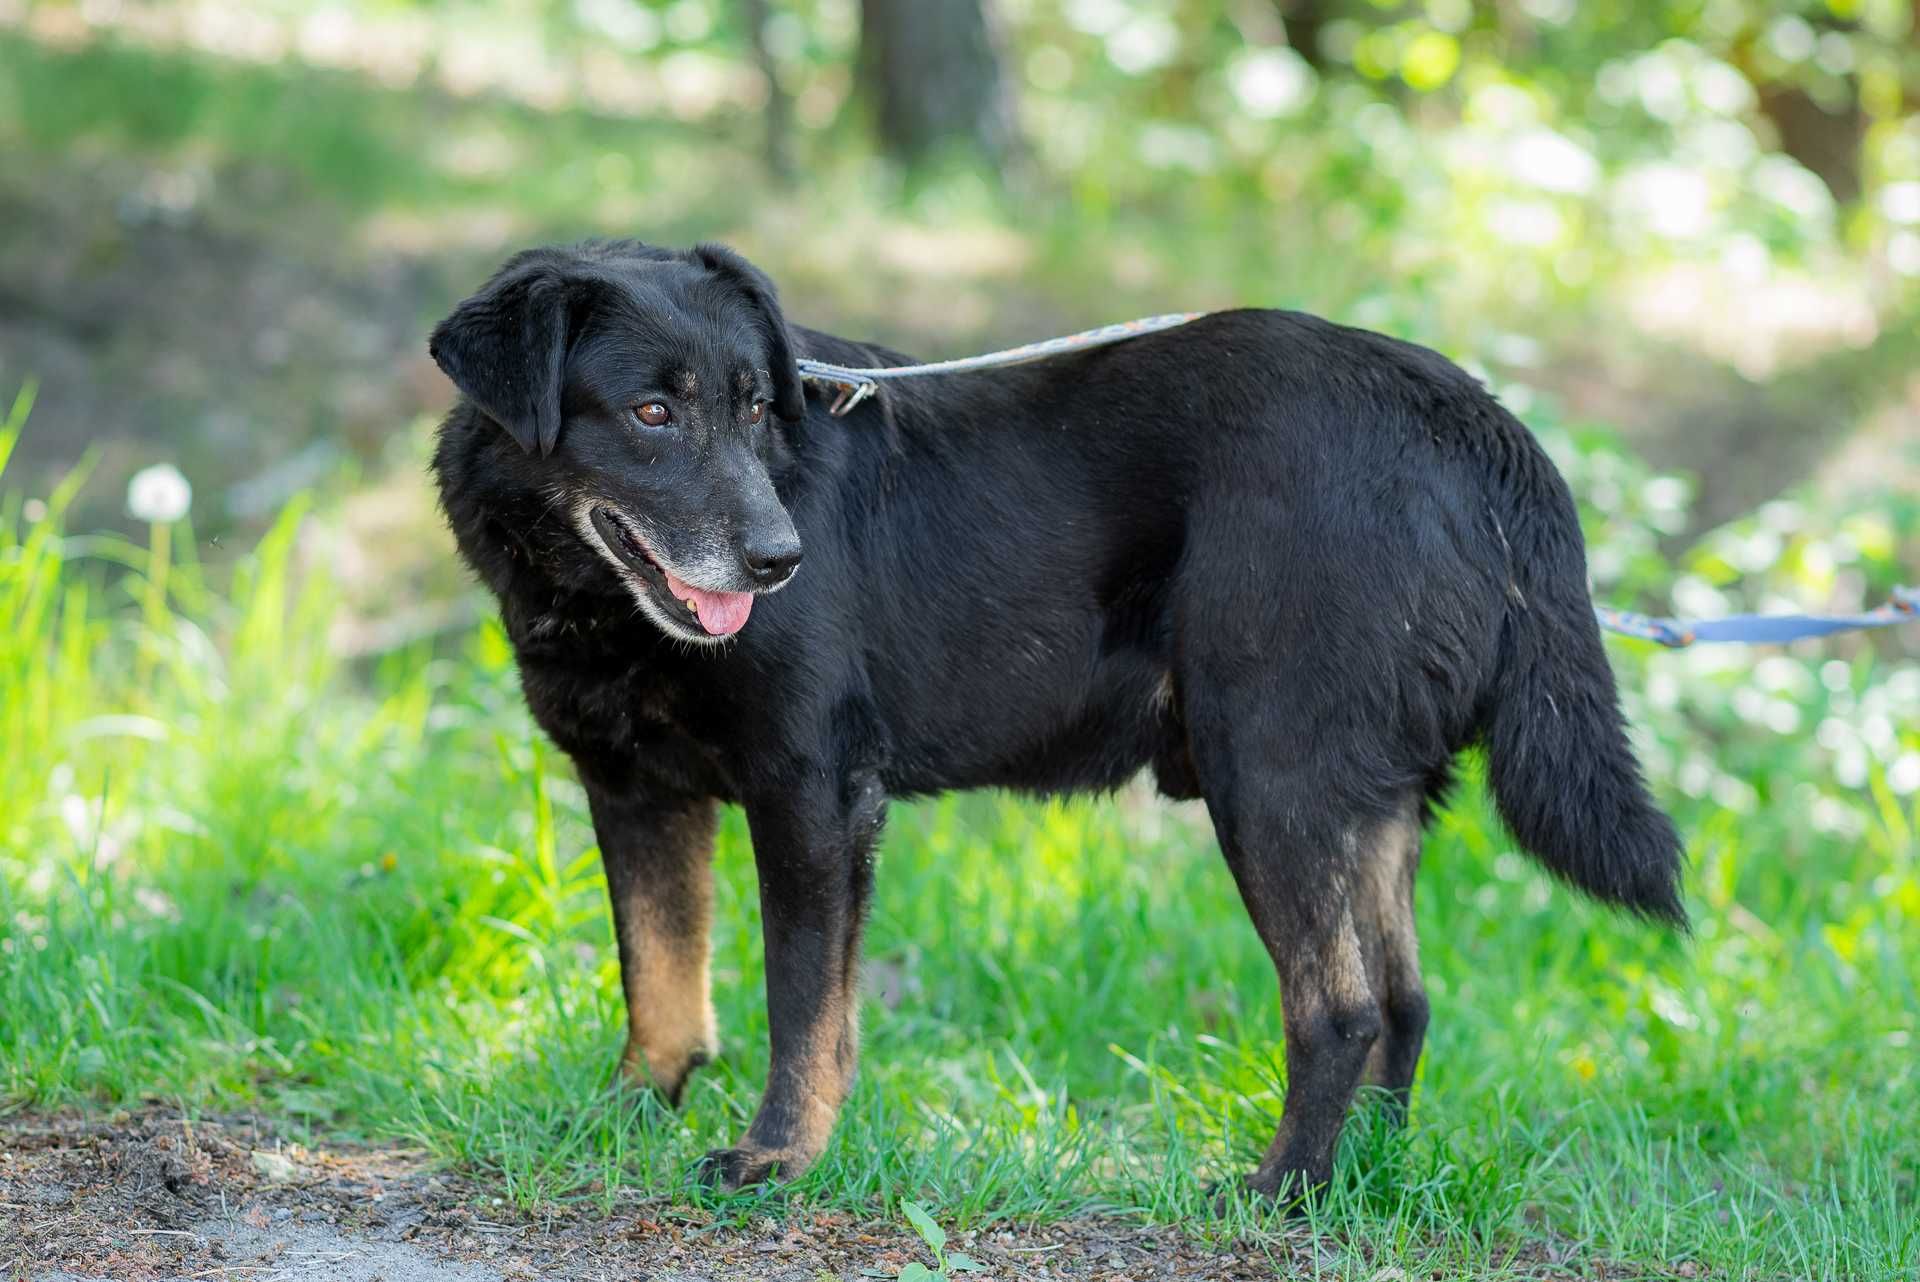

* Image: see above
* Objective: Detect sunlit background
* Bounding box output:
[2,1,1918,1275]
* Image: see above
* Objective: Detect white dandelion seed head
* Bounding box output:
[127,463,192,524]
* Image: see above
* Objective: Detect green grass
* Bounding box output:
[2,383,1917,1280]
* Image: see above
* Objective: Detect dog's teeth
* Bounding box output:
[686,598,698,613]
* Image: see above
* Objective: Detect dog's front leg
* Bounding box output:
[702,771,885,1189]
[582,779,719,1106]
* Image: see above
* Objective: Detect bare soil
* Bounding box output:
[1,1110,1302,1281]
[0,150,449,535]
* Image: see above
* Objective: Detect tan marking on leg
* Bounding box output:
[725,976,861,1182]
[1353,809,1423,1091]
[785,984,859,1160]
[1251,897,1378,1190]
[617,900,717,1094]
[612,805,718,1100]
[1273,898,1378,1026]
[1271,875,1376,1016]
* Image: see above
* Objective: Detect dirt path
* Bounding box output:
[0,149,448,535]
[2,1111,1298,1281]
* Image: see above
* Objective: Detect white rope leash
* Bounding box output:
[795,312,1208,415]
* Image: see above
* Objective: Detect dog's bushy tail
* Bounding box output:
[1481,442,1687,926]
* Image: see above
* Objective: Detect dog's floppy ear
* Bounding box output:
[429,258,573,456]
[691,243,806,422]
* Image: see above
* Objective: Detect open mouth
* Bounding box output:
[587,506,755,638]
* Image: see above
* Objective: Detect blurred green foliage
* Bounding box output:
[11,0,1920,313]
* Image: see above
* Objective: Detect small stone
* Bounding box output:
[250,1149,300,1183]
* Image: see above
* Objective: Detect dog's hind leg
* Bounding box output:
[1180,633,1436,1199]
[1224,818,1385,1198]
[583,782,719,1107]
[1186,734,1390,1198]
[1356,806,1428,1123]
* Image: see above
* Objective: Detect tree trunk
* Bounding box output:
[1756,83,1865,205]
[1272,0,1330,70]
[1729,24,1866,205]
[858,0,1014,164]
[740,0,796,181]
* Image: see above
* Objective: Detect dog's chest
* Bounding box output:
[513,638,734,797]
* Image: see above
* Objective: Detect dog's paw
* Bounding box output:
[1226,1164,1326,1216]
[1203,1176,1275,1218]
[610,1062,686,1111]
[613,1044,713,1109]
[695,1145,795,1191]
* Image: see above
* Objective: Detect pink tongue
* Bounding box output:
[664,569,754,637]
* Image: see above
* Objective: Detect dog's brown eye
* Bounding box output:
[633,402,671,427]
[748,400,766,425]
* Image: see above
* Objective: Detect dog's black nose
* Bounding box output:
[744,538,802,586]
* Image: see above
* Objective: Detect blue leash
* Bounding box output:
[798,313,1917,650]
[1594,587,1918,648]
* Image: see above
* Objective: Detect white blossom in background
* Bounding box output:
[1881,181,1920,224]
[1888,232,1920,276]
[1486,197,1565,248]
[127,463,192,524]
[573,0,662,51]
[1105,14,1178,75]
[1229,48,1316,120]
[1616,162,1716,239]
[1505,127,1599,195]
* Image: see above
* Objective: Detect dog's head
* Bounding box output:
[430,241,807,645]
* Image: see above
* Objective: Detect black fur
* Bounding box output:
[429,240,1684,1199]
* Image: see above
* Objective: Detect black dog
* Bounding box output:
[428,240,1683,1198]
